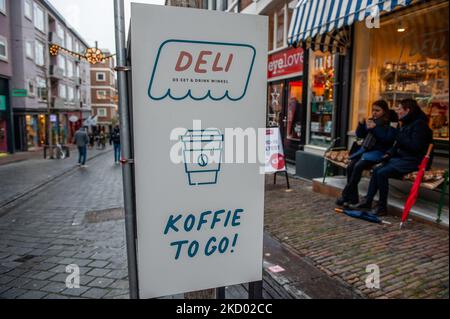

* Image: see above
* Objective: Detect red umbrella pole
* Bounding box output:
[400,144,434,229]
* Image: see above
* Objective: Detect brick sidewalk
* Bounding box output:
[264,176,449,299]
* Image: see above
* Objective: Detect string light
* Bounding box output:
[48,43,116,65]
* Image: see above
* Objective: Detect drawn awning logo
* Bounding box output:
[148,40,256,101]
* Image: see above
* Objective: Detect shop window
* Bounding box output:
[26,115,38,149]
[267,82,284,127]
[352,1,449,141]
[286,80,303,141]
[308,50,336,147]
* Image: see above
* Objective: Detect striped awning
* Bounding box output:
[288,0,419,53]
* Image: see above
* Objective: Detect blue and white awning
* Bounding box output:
[288,0,419,51]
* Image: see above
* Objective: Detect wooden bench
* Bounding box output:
[322,148,449,223]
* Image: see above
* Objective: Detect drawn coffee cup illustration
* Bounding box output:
[182,129,224,186]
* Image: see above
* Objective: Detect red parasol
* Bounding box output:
[400,144,434,229]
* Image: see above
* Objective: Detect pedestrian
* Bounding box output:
[73,126,90,168]
[336,100,397,207]
[353,99,433,215]
[111,125,121,164]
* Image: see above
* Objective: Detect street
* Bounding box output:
[0,150,128,299]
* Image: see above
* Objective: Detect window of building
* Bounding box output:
[74,41,80,54]
[307,50,336,148]
[58,84,67,99]
[67,61,73,78]
[33,2,45,32]
[36,77,47,101]
[0,36,7,61]
[25,41,34,60]
[351,1,449,141]
[75,64,80,77]
[57,55,66,75]
[56,23,65,46]
[0,0,6,15]
[97,90,107,100]
[67,87,74,102]
[96,72,106,82]
[34,40,45,66]
[28,79,36,97]
[24,0,32,20]
[276,8,285,49]
[66,34,73,51]
[97,108,107,117]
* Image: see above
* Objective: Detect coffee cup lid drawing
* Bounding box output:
[182,129,224,186]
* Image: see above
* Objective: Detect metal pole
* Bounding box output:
[114,0,139,299]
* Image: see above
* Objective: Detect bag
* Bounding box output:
[361,132,376,150]
[349,140,362,156]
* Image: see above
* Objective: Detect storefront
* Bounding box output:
[0,77,13,154]
[14,112,46,151]
[288,0,448,179]
[351,0,449,159]
[267,46,305,160]
[0,97,7,153]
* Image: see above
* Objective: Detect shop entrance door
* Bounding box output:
[268,78,305,161]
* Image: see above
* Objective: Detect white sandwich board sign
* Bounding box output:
[130,4,268,298]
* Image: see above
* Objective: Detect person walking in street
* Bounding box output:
[73,126,90,168]
[111,125,121,165]
[352,99,433,215]
[336,100,397,207]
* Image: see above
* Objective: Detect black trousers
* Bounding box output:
[366,157,419,209]
[341,156,376,204]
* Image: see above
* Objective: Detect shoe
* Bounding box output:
[373,206,388,216]
[350,199,373,211]
[81,165,88,168]
[335,197,347,207]
[77,163,82,167]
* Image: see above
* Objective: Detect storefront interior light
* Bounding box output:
[397,21,406,32]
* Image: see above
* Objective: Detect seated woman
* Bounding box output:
[336,100,397,207]
[354,99,433,215]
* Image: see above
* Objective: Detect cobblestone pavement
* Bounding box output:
[264,176,449,299]
[0,146,113,209]
[0,151,128,299]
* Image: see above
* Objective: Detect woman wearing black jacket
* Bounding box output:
[336,100,397,206]
[354,99,433,215]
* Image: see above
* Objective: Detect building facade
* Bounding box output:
[0,0,14,154]
[90,51,118,132]
[9,0,91,152]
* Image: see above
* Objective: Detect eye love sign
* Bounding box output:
[148,40,256,101]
